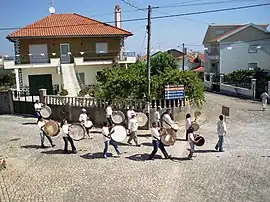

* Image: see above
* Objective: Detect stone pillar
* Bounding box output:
[39,89,47,104]
[220,74,224,83]
[7,90,14,114]
[209,73,214,91]
[251,79,256,99]
[14,69,20,91]
[268,81,270,96]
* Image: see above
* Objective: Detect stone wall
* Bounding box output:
[0,91,13,114]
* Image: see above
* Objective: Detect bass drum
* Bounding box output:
[69,124,86,141]
[40,105,52,118]
[112,111,125,124]
[43,121,60,137]
[160,128,177,146]
[136,112,148,127]
[111,125,127,143]
[194,134,205,146]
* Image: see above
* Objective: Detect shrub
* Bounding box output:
[78,88,89,97]
[59,89,68,96]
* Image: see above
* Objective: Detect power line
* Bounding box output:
[0,3,269,31]
[120,0,145,11]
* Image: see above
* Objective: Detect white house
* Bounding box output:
[203,23,270,74]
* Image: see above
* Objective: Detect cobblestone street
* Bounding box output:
[0,92,269,202]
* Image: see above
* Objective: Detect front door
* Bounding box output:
[29,74,53,95]
[60,43,70,64]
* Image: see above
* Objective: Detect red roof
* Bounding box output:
[192,66,204,72]
[7,13,132,39]
[210,26,244,42]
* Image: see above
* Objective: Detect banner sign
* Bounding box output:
[165,85,185,100]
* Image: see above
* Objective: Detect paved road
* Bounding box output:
[0,92,269,202]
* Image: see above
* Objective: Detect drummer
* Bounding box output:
[148,122,171,160]
[185,113,192,141]
[127,114,140,147]
[84,116,93,139]
[154,106,161,127]
[105,101,113,127]
[187,127,199,159]
[102,121,122,158]
[127,105,136,129]
[34,100,43,122]
[79,108,88,123]
[161,109,175,129]
[61,118,77,154]
[37,118,55,148]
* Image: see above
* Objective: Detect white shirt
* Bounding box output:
[79,113,87,122]
[261,92,269,101]
[188,132,195,143]
[162,114,174,129]
[84,120,93,128]
[34,103,42,111]
[127,110,136,121]
[62,124,70,137]
[129,118,138,132]
[106,106,113,118]
[186,118,192,130]
[151,127,160,141]
[38,120,45,130]
[154,111,160,122]
[102,126,111,142]
[217,120,227,136]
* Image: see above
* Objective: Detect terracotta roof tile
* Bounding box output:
[209,25,245,42]
[7,13,132,39]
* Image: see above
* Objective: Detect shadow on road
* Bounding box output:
[194,149,217,153]
[41,149,66,154]
[117,142,137,147]
[176,138,187,142]
[126,153,163,161]
[80,152,118,159]
[21,145,49,149]
[137,134,151,137]
[248,109,263,112]
[9,138,21,142]
[89,130,102,134]
[170,157,191,162]
[141,142,152,147]
[22,122,37,125]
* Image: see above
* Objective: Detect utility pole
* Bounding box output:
[146,5,152,130]
[182,43,185,71]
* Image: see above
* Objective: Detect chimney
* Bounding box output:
[114,5,121,28]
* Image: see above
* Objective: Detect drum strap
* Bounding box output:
[163,118,173,129]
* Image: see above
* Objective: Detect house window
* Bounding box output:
[249,45,258,53]
[216,30,225,35]
[96,43,108,54]
[248,63,258,70]
[96,71,104,80]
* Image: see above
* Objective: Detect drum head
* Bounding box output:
[111,125,127,142]
[171,124,179,131]
[69,124,85,141]
[160,128,177,146]
[112,111,125,124]
[195,135,205,146]
[191,122,200,131]
[44,121,60,137]
[136,113,148,127]
[40,106,52,118]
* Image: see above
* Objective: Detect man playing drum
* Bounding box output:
[61,118,77,154]
[127,114,141,147]
[34,100,43,122]
[154,106,161,127]
[37,118,56,148]
[79,108,92,138]
[106,102,113,126]
[102,122,122,158]
[187,127,199,159]
[161,109,175,129]
[127,106,136,129]
[148,122,171,160]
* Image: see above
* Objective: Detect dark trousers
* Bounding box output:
[103,140,120,157]
[63,136,76,152]
[186,130,188,141]
[40,131,54,146]
[36,112,41,122]
[85,126,93,136]
[107,116,113,126]
[148,140,169,159]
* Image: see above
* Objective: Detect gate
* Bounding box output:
[12,91,36,115]
[212,74,220,92]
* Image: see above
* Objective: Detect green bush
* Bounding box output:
[59,89,68,96]
[78,88,89,97]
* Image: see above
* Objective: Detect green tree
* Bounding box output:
[94,52,204,106]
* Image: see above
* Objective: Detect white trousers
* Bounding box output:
[262,99,267,109]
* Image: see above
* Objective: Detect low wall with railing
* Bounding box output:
[43,93,194,129]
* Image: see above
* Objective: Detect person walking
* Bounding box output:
[215,115,227,152]
[154,106,161,127]
[102,122,121,158]
[37,118,55,148]
[187,127,199,159]
[185,113,192,141]
[106,102,114,126]
[127,114,140,147]
[148,122,171,160]
[61,118,77,154]
[260,92,269,111]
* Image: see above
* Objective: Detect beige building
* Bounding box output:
[4,5,136,96]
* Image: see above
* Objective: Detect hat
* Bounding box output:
[82,108,87,112]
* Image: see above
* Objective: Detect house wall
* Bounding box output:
[220,39,270,74]
[19,37,122,64]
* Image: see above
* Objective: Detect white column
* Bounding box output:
[251,79,256,99]
[14,69,20,91]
